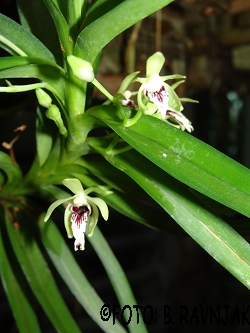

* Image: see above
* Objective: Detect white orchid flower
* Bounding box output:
[44,178,110,251]
[135,52,195,132]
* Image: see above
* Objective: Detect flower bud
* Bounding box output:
[46,104,61,120]
[35,88,52,108]
[67,55,94,82]
[46,105,68,137]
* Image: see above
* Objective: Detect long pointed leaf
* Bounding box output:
[0,212,41,333]
[100,148,250,290]
[5,210,82,333]
[0,63,66,99]
[89,106,250,218]
[79,155,183,233]
[0,13,56,61]
[0,151,22,194]
[38,217,128,333]
[42,0,72,55]
[16,0,63,64]
[75,0,174,62]
[88,226,148,333]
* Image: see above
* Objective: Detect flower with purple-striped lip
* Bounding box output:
[44,178,110,251]
[136,52,186,117]
[134,52,196,132]
[165,110,194,133]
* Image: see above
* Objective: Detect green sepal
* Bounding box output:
[146,52,165,76]
[64,204,73,238]
[88,196,109,221]
[87,201,99,237]
[165,83,184,112]
[44,195,75,222]
[117,71,140,94]
[62,178,85,195]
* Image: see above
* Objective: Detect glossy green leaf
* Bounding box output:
[82,0,124,28]
[42,0,72,55]
[0,56,64,72]
[16,0,63,64]
[66,0,87,37]
[38,214,128,333]
[75,0,174,62]
[0,214,41,333]
[5,210,82,333]
[36,107,54,167]
[100,148,250,290]
[0,13,56,61]
[40,135,62,174]
[0,151,22,194]
[79,155,183,233]
[89,106,250,218]
[0,60,66,99]
[88,226,148,333]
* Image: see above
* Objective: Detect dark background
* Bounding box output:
[1,0,250,332]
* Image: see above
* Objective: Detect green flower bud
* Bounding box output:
[67,55,94,82]
[46,104,61,120]
[35,88,52,108]
[46,105,68,137]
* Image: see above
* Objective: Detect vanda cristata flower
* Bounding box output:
[135,52,197,132]
[44,178,110,251]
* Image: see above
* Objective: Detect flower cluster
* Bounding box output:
[67,52,197,132]
[44,178,110,251]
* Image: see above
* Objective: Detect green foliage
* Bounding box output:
[0,0,250,332]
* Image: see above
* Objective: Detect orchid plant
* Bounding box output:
[1,0,250,333]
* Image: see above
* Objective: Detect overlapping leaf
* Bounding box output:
[75,0,174,62]
[88,105,250,218]
[5,209,82,333]
[96,147,250,290]
[38,215,128,333]
[0,13,56,61]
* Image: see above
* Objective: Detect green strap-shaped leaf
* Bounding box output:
[88,226,148,333]
[101,148,250,290]
[0,212,41,333]
[42,0,72,55]
[41,135,62,174]
[5,210,82,333]
[74,0,174,62]
[0,56,65,74]
[89,106,250,218]
[0,151,22,194]
[66,0,87,38]
[16,0,63,64]
[36,107,54,167]
[0,13,56,61]
[38,216,128,333]
[0,60,66,99]
[79,155,183,233]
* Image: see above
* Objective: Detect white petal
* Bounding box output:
[71,213,87,251]
[74,233,85,251]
